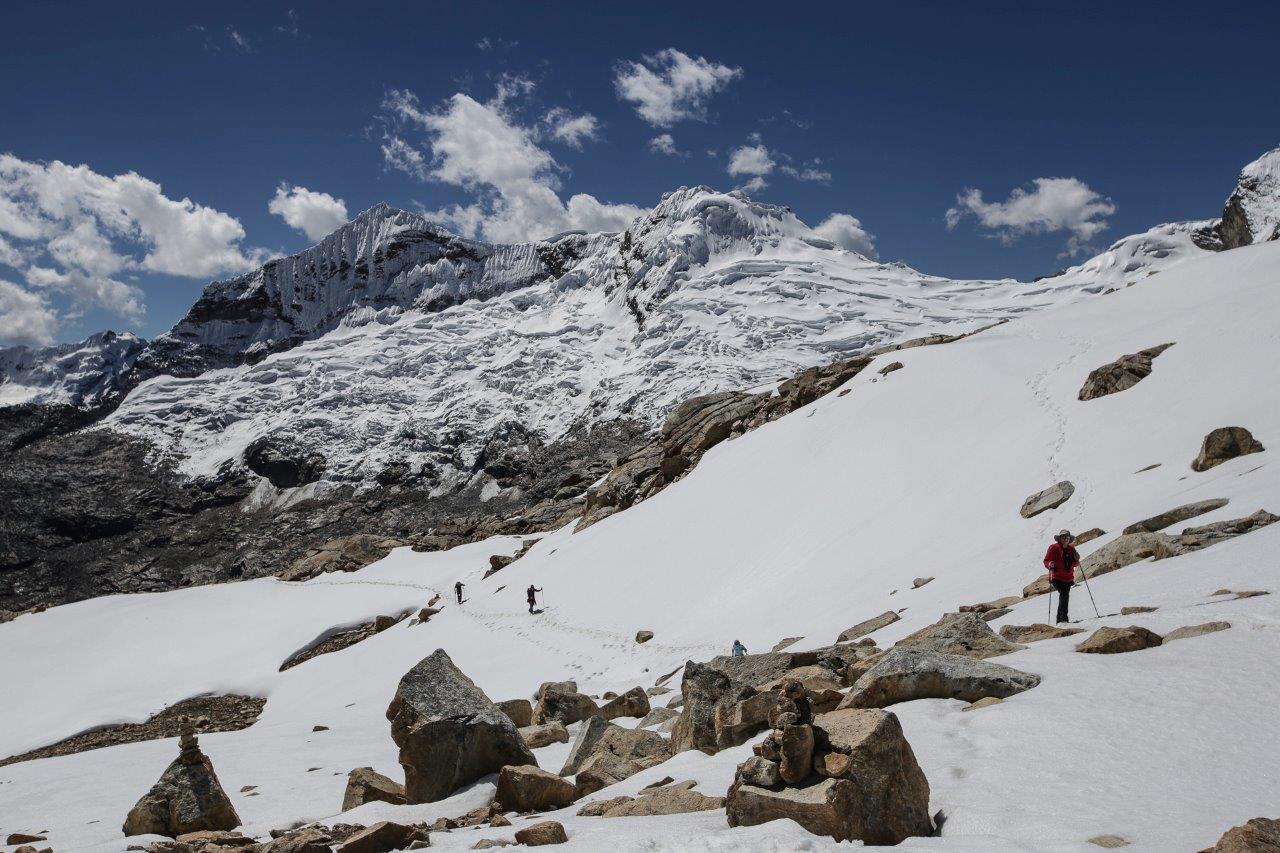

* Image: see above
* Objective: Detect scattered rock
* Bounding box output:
[1209,816,1280,852]
[518,722,570,749]
[1020,480,1075,518]
[484,554,514,579]
[960,594,1023,614]
[837,610,900,642]
[896,612,1024,658]
[6,835,47,845]
[335,822,425,853]
[1235,590,1271,599]
[962,697,1004,712]
[999,623,1085,643]
[1192,427,1265,472]
[772,636,804,651]
[1163,622,1231,642]
[1180,510,1279,549]
[513,820,567,846]
[1076,626,1163,654]
[386,649,536,804]
[312,725,329,732]
[1075,527,1106,545]
[635,630,654,643]
[261,826,335,853]
[738,755,782,787]
[839,648,1041,709]
[636,707,679,729]
[342,767,406,811]
[1087,834,1130,848]
[912,577,934,588]
[279,534,401,582]
[472,840,512,850]
[980,607,1012,622]
[600,686,650,721]
[600,782,725,817]
[1124,498,1230,534]
[577,796,634,817]
[560,716,610,776]
[1121,606,1159,615]
[122,720,241,836]
[878,361,904,376]
[669,661,757,755]
[495,699,533,729]
[1078,343,1174,401]
[494,765,577,812]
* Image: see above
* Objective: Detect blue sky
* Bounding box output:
[1,0,1278,346]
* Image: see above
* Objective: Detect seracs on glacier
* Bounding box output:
[98,188,1115,487]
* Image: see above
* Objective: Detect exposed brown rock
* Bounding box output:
[778,724,815,784]
[495,699,533,729]
[1076,626,1163,654]
[335,822,425,853]
[1210,816,1280,852]
[1192,427,1265,472]
[513,821,567,846]
[279,534,402,582]
[1120,606,1158,615]
[999,623,1085,643]
[840,648,1041,709]
[532,682,600,727]
[896,611,1023,658]
[122,722,241,836]
[342,767,405,811]
[1020,481,1074,518]
[1124,498,1230,534]
[494,765,577,813]
[837,610,900,642]
[599,782,725,817]
[1163,621,1231,643]
[1078,343,1174,401]
[600,686,650,721]
[1075,527,1106,545]
[518,722,570,749]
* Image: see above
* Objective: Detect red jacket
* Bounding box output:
[1043,542,1080,582]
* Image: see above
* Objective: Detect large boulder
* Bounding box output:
[999,623,1085,643]
[122,725,240,836]
[1192,427,1265,472]
[494,765,577,812]
[894,612,1023,659]
[335,822,425,853]
[669,661,756,754]
[1075,626,1163,654]
[837,611,900,642]
[839,648,1041,709]
[386,649,536,804]
[1124,498,1230,534]
[1210,817,1280,852]
[533,683,600,727]
[559,716,610,776]
[513,821,567,846]
[565,724,672,795]
[341,767,405,811]
[599,686,650,721]
[519,722,570,749]
[1180,509,1279,549]
[636,707,679,729]
[495,699,533,729]
[728,705,934,848]
[1078,343,1174,401]
[1020,481,1074,518]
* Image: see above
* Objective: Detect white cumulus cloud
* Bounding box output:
[268,184,350,241]
[379,86,645,243]
[812,213,878,259]
[946,177,1116,254]
[0,279,58,346]
[0,154,268,339]
[727,143,776,177]
[542,108,600,149]
[648,134,684,157]
[613,48,742,127]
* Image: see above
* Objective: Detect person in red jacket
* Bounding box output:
[1044,530,1081,623]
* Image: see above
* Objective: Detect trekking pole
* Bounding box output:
[1078,571,1101,619]
[1048,584,1053,623]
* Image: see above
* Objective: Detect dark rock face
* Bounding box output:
[1209,816,1280,852]
[122,725,240,836]
[244,436,326,489]
[0,417,643,611]
[1192,427,1265,472]
[386,649,535,804]
[1078,343,1174,401]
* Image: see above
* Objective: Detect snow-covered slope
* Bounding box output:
[100,188,1120,486]
[0,330,145,407]
[2,240,1277,851]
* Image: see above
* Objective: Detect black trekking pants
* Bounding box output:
[1051,579,1073,623]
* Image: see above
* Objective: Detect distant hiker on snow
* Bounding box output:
[454,581,464,604]
[527,584,542,614]
[732,639,747,657]
[1044,529,1081,624]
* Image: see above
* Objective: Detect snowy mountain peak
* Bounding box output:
[1217,145,1280,248]
[0,330,146,408]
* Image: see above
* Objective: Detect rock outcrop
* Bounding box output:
[669,661,757,754]
[894,612,1023,659]
[839,648,1041,709]
[1124,498,1229,534]
[532,682,600,727]
[599,687,650,721]
[341,767,406,811]
[1076,626,1163,654]
[999,623,1085,643]
[1020,481,1075,518]
[495,699,533,729]
[1163,621,1231,643]
[122,720,241,836]
[590,780,726,817]
[386,649,536,803]
[513,821,567,846]
[1192,427,1265,472]
[562,722,673,795]
[1078,343,1174,401]
[1208,816,1280,852]
[837,610,900,642]
[518,722,570,749]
